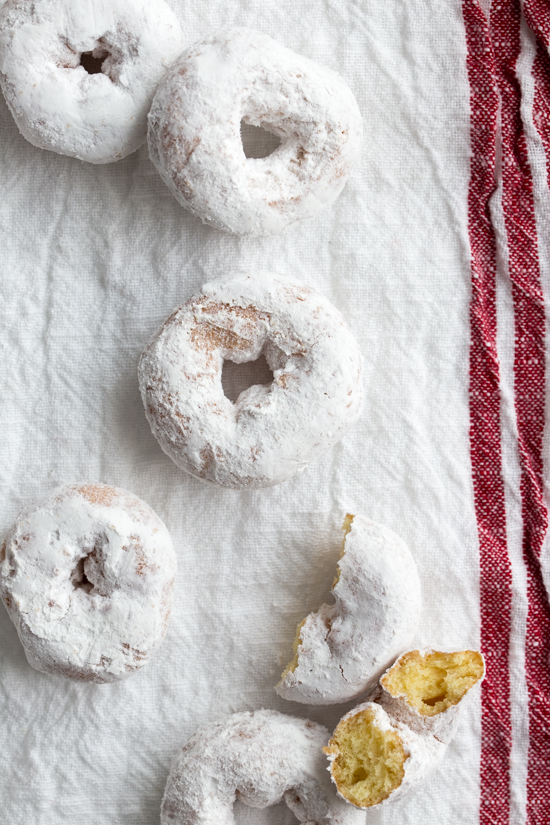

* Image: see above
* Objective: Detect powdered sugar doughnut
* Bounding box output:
[148,28,363,235]
[161,709,365,825]
[0,483,176,683]
[276,514,421,705]
[139,271,364,489]
[0,0,184,163]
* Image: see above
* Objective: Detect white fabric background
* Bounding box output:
[0,1,482,823]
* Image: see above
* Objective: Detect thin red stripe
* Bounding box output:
[490,2,550,823]
[463,3,512,823]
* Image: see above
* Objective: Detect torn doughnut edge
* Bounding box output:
[323,648,485,808]
[279,513,354,681]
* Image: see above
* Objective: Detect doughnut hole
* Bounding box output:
[80,50,108,74]
[71,557,93,594]
[240,121,282,159]
[381,650,485,717]
[234,799,295,825]
[221,353,274,404]
[79,41,110,74]
[70,533,115,597]
[324,707,407,807]
[77,37,120,80]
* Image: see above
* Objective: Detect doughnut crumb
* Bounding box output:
[324,707,407,808]
[381,649,485,717]
[342,513,355,538]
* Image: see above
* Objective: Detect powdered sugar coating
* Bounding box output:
[325,702,447,809]
[139,271,364,490]
[0,0,184,163]
[0,483,176,683]
[148,28,363,235]
[161,709,365,825]
[276,516,421,705]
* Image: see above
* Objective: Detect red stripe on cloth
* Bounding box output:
[521,63,550,823]
[491,2,550,823]
[523,0,550,50]
[463,3,512,823]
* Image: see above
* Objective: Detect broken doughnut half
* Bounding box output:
[377,648,486,743]
[324,649,485,808]
[276,514,422,704]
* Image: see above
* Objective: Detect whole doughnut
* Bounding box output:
[148,28,363,235]
[138,271,364,490]
[0,0,184,163]
[161,709,365,825]
[0,483,176,683]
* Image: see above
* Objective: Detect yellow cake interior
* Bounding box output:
[333,513,354,586]
[280,618,306,678]
[280,515,354,679]
[381,649,484,717]
[324,707,407,807]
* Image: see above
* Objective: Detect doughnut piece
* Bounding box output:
[376,648,485,744]
[0,0,184,163]
[139,271,363,490]
[276,514,421,704]
[323,702,446,809]
[324,649,485,808]
[0,483,176,682]
[161,709,365,825]
[148,28,363,235]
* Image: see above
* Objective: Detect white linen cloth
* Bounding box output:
[0,1,482,824]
